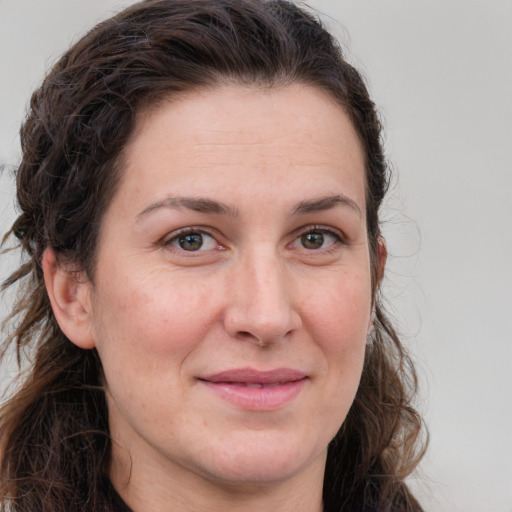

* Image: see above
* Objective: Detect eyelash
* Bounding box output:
[161,225,345,254]
[289,225,345,252]
[162,227,221,253]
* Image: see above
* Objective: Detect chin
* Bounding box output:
[195,431,327,487]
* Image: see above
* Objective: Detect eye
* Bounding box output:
[301,232,326,249]
[292,227,341,251]
[166,230,219,251]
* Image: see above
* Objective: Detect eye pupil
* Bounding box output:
[301,232,324,249]
[179,233,203,251]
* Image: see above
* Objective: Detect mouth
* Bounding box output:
[221,381,290,388]
[198,368,308,410]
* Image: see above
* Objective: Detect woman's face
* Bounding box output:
[83,84,374,491]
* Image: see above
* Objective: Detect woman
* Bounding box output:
[0,1,426,511]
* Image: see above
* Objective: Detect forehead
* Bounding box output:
[132,83,362,151]
[116,83,366,215]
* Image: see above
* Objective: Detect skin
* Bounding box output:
[43,84,383,512]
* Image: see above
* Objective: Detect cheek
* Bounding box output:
[299,275,370,440]
[91,267,219,361]
[304,269,372,346]
[90,270,220,424]
[302,268,371,396]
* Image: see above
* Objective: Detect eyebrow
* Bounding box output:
[293,194,362,217]
[136,196,240,221]
[136,193,362,222]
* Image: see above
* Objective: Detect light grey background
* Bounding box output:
[1,1,511,511]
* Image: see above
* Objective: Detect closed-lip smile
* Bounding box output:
[198,368,308,410]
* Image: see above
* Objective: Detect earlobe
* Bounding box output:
[42,248,96,349]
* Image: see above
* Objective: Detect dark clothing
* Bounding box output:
[103,478,421,512]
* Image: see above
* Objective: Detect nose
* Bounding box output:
[223,248,302,347]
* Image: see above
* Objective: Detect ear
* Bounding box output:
[368,237,388,333]
[42,248,96,349]
[376,236,387,284]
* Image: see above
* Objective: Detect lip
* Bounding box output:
[198,368,308,411]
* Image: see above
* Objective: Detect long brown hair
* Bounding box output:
[0,1,426,510]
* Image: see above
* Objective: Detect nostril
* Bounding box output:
[237,331,256,340]
[236,331,269,348]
